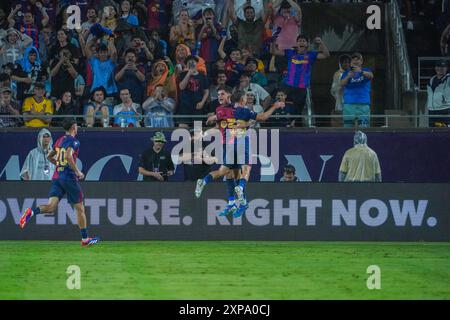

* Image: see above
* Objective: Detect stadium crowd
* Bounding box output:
[0,0,447,129]
[0,0,338,129]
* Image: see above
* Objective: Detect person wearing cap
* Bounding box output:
[22,81,53,128]
[0,86,21,127]
[246,58,268,87]
[138,132,174,182]
[281,164,299,182]
[340,52,374,128]
[338,131,382,182]
[20,128,56,180]
[426,60,450,127]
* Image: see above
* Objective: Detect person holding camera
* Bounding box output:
[48,29,81,67]
[340,52,374,128]
[115,49,146,104]
[177,55,209,128]
[196,8,222,73]
[50,49,79,99]
[142,84,175,128]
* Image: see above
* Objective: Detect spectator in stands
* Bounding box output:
[100,4,119,37]
[218,38,245,87]
[1,67,18,101]
[209,71,228,101]
[147,60,177,101]
[38,25,53,63]
[234,72,271,111]
[330,54,351,112]
[174,43,207,76]
[22,81,53,128]
[339,131,382,182]
[270,89,296,127]
[223,24,239,56]
[272,0,302,51]
[196,7,223,73]
[137,0,172,35]
[8,3,49,48]
[84,40,118,105]
[85,86,111,127]
[53,91,80,127]
[114,48,146,104]
[138,131,174,182]
[340,52,374,128]
[149,29,168,58]
[48,29,81,66]
[113,88,142,127]
[246,58,268,87]
[20,128,55,181]
[178,55,209,128]
[170,8,196,49]
[271,35,330,126]
[240,45,265,73]
[426,59,450,127]
[0,28,33,68]
[50,49,79,99]
[0,86,21,127]
[81,8,99,43]
[129,36,154,64]
[16,45,44,98]
[119,0,139,26]
[226,2,267,55]
[280,164,299,182]
[142,84,175,127]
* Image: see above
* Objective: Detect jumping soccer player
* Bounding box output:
[196,87,284,218]
[19,118,99,247]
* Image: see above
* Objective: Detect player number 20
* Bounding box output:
[56,147,68,166]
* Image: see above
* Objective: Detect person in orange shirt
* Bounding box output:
[22,82,53,127]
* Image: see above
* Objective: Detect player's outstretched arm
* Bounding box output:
[256,101,285,122]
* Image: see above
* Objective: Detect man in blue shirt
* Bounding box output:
[84,38,118,101]
[340,52,374,128]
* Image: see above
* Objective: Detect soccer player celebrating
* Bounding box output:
[195,87,284,218]
[19,118,99,247]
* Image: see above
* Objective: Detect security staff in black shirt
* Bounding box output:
[138,132,174,181]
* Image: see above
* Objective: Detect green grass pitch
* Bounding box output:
[0,241,449,299]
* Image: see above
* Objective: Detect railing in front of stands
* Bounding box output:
[1,113,449,128]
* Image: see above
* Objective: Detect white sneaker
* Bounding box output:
[234,185,246,206]
[195,179,205,198]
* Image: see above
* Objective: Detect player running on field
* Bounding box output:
[195,87,284,218]
[19,118,99,247]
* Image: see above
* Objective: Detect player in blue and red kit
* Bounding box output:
[19,119,99,247]
[195,87,284,218]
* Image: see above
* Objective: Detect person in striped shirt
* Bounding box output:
[271,35,329,126]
